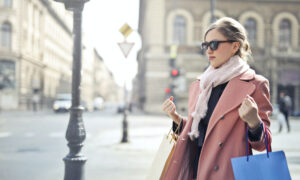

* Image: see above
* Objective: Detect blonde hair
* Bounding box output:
[204,17,252,62]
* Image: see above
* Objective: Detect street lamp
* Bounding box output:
[53,0,89,180]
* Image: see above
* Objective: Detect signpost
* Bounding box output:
[118,42,134,58]
[118,23,134,143]
[119,23,133,38]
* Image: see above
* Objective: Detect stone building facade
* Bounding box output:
[136,0,300,115]
[0,0,119,110]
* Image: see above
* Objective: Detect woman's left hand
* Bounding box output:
[238,95,261,129]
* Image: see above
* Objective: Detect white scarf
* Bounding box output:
[188,55,250,140]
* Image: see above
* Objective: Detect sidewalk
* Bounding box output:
[86,113,300,180]
[270,116,300,179]
[85,114,171,180]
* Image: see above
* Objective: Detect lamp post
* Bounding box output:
[0,76,3,112]
[53,0,89,180]
[210,0,216,23]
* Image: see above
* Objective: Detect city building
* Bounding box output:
[0,0,120,111]
[136,0,300,115]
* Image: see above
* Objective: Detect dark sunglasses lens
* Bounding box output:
[210,41,219,50]
[201,43,208,50]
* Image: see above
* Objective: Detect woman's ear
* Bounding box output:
[232,41,240,54]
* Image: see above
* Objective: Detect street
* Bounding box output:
[0,109,299,180]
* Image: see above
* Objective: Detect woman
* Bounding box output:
[162,17,272,180]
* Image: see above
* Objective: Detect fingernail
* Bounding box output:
[170,96,174,101]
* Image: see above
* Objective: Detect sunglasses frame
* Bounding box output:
[201,40,236,51]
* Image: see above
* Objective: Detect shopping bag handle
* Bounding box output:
[246,123,271,161]
[167,118,182,142]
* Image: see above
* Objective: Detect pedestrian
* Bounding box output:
[284,93,292,115]
[161,17,272,180]
[32,92,39,112]
[276,107,285,133]
[279,91,290,132]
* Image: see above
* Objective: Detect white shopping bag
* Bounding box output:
[146,130,177,180]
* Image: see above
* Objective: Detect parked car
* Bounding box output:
[53,94,71,113]
[117,102,132,113]
[93,97,104,110]
[117,102,125,113]
[292,111,300,117]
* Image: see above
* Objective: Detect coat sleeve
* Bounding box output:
[249,78,273,151]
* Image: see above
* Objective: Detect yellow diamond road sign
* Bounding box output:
[119,23,133,38]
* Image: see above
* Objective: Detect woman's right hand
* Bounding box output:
[162,96,181,125]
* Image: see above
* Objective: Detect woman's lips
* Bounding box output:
[209,56,215,60]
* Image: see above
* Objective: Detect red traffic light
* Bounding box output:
[165,88,171,94]
[171,69,179,77]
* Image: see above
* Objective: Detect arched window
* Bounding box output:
[279,19,291,48]
[1,22,12,49]
[0,60,16,90]
[3,0,12,8]
[173,15,186,44]
[244,18,257,46]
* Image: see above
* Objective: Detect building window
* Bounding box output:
[173,15,186,44]
[244,18,257,46]
[0,60,16,90]
[279,19,291,48]
[1,22,12,49]
[3,0,12,8]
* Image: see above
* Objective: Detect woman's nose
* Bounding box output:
[206,47,213,54]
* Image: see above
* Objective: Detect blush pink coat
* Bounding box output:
[162,69,273,180]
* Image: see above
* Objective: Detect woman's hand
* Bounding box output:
[238,95,261,129]
[162,96,181,125]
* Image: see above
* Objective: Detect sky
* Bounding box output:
[82,0,141,90]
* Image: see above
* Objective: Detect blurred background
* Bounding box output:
[0,0,300,179]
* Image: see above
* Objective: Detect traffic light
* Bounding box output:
[169,58,175,67]
[165,87,171,94]
[169,45,177,67]
[171,68,180,78]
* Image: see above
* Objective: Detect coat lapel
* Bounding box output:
[205,70,256,139]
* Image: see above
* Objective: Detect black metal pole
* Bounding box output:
[210,0,216,23]
[121,82,128,143]
[63,5,87,180]
[0,77,4,112]
[52,1,89,179]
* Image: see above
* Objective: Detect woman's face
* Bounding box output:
[204,29,240,68]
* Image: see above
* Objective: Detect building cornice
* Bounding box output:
[40,0,72,35]
[93,49,103,62]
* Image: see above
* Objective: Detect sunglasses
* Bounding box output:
[201,40,236,51]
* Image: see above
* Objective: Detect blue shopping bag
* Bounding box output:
[231,124,291,180]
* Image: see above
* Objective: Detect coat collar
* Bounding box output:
[239,68,255,81]
[204,69,256,139]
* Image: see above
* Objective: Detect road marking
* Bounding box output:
[48,132,92,138]
[24,132,35,137]
[49,132,64,138]
[0,132,12,138]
